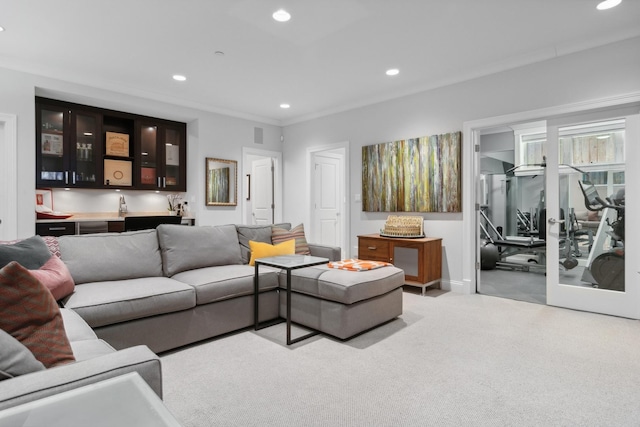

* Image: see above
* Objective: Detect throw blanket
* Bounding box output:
[327,258,392,272]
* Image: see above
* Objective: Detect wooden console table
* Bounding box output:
[358,234,442,295]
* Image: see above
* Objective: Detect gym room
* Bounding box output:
[477,116,627,306]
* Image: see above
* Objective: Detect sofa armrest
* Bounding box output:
[308,243,341,261]
[0,345,161,411]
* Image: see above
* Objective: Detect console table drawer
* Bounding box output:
[358,238,390,261]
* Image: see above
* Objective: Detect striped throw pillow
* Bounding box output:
[271,223,310,255]
[0,261,75,368]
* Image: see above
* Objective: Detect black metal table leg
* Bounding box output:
[254,255,326,345]
[286,267,319,345]
[254,262,259,329]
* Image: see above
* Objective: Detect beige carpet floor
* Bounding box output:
[161,289,640,426]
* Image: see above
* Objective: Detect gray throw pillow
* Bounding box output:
[0,329,46,381]
[0,235,51,270]
[157,224,243,276]
[58,230,163,284]
[236,223,291,264]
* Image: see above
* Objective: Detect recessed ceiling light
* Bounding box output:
[280,104,290,109]
[386,68,400,76]
[597,0,622,10]
[273,9,291,22]
[172,74,187,82]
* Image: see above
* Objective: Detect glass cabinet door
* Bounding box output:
[73,112,100,185]
[137,122,185,190]
[164,126,182,190]
[139,124,158,188]
[37,104,102,188]
[37,107,67,185]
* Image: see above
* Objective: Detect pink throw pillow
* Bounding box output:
[0,261,75,368]
[29,256,75,301]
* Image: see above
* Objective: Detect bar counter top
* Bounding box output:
[36,212,195,223]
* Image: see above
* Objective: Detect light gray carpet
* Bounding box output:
[161,290,640,426]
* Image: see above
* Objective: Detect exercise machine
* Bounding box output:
[578,180,625,291]
[480,208,546,272]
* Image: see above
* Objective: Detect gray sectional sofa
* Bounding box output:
[0,223,405,410]
[0,308,162,410]
[58,223,404,352]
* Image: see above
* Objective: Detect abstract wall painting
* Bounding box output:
[362,131,461,212]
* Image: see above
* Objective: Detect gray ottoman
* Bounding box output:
[279,265,404,340]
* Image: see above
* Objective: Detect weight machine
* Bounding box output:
[578,180,625,291]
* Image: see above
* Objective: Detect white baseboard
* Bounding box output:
[440,279,472,294]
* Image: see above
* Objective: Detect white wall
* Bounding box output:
[281,37,640,289]
[1,36,639,288]
[0,68,283,238]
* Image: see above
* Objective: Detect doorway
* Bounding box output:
[307,142,349,259]
[242,148,282,225]
[0,113,18,241]
[468,99,640,319]
[478,125,548,304]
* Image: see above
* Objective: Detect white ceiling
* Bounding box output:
[2,0,639,126]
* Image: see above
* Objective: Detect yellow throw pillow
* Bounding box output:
[249,239,295,266]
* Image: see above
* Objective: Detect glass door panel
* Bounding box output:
[546,110,638,318]
[39,108,66,184]
[74,113,98,184]
[140,125,158,187]
[164,127,181,189]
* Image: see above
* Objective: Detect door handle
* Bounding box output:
[547,218,563,225]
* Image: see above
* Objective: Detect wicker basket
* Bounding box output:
[381,215,424,237]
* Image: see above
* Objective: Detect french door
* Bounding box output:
[545,108,639,318]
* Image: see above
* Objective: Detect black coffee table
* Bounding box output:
[254,254,328,345]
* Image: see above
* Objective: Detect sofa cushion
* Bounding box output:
[157,224,243,276]
[58,230,163,284]
[0,236,51,270]
[63,277,196,328]
[29,255,75,301]
[172,264,280,305]
[236,223,290,264]
[60,308,97,342]
[0,329,45,380]
[248,239,295,266]
[284,265,405,305]
[271,223,311,255]
[69,339,116,362]
[0,261,75,368]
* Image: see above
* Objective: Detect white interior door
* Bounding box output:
[312,153,343,254]
[546,108,639,319]
[251,157,273,225]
